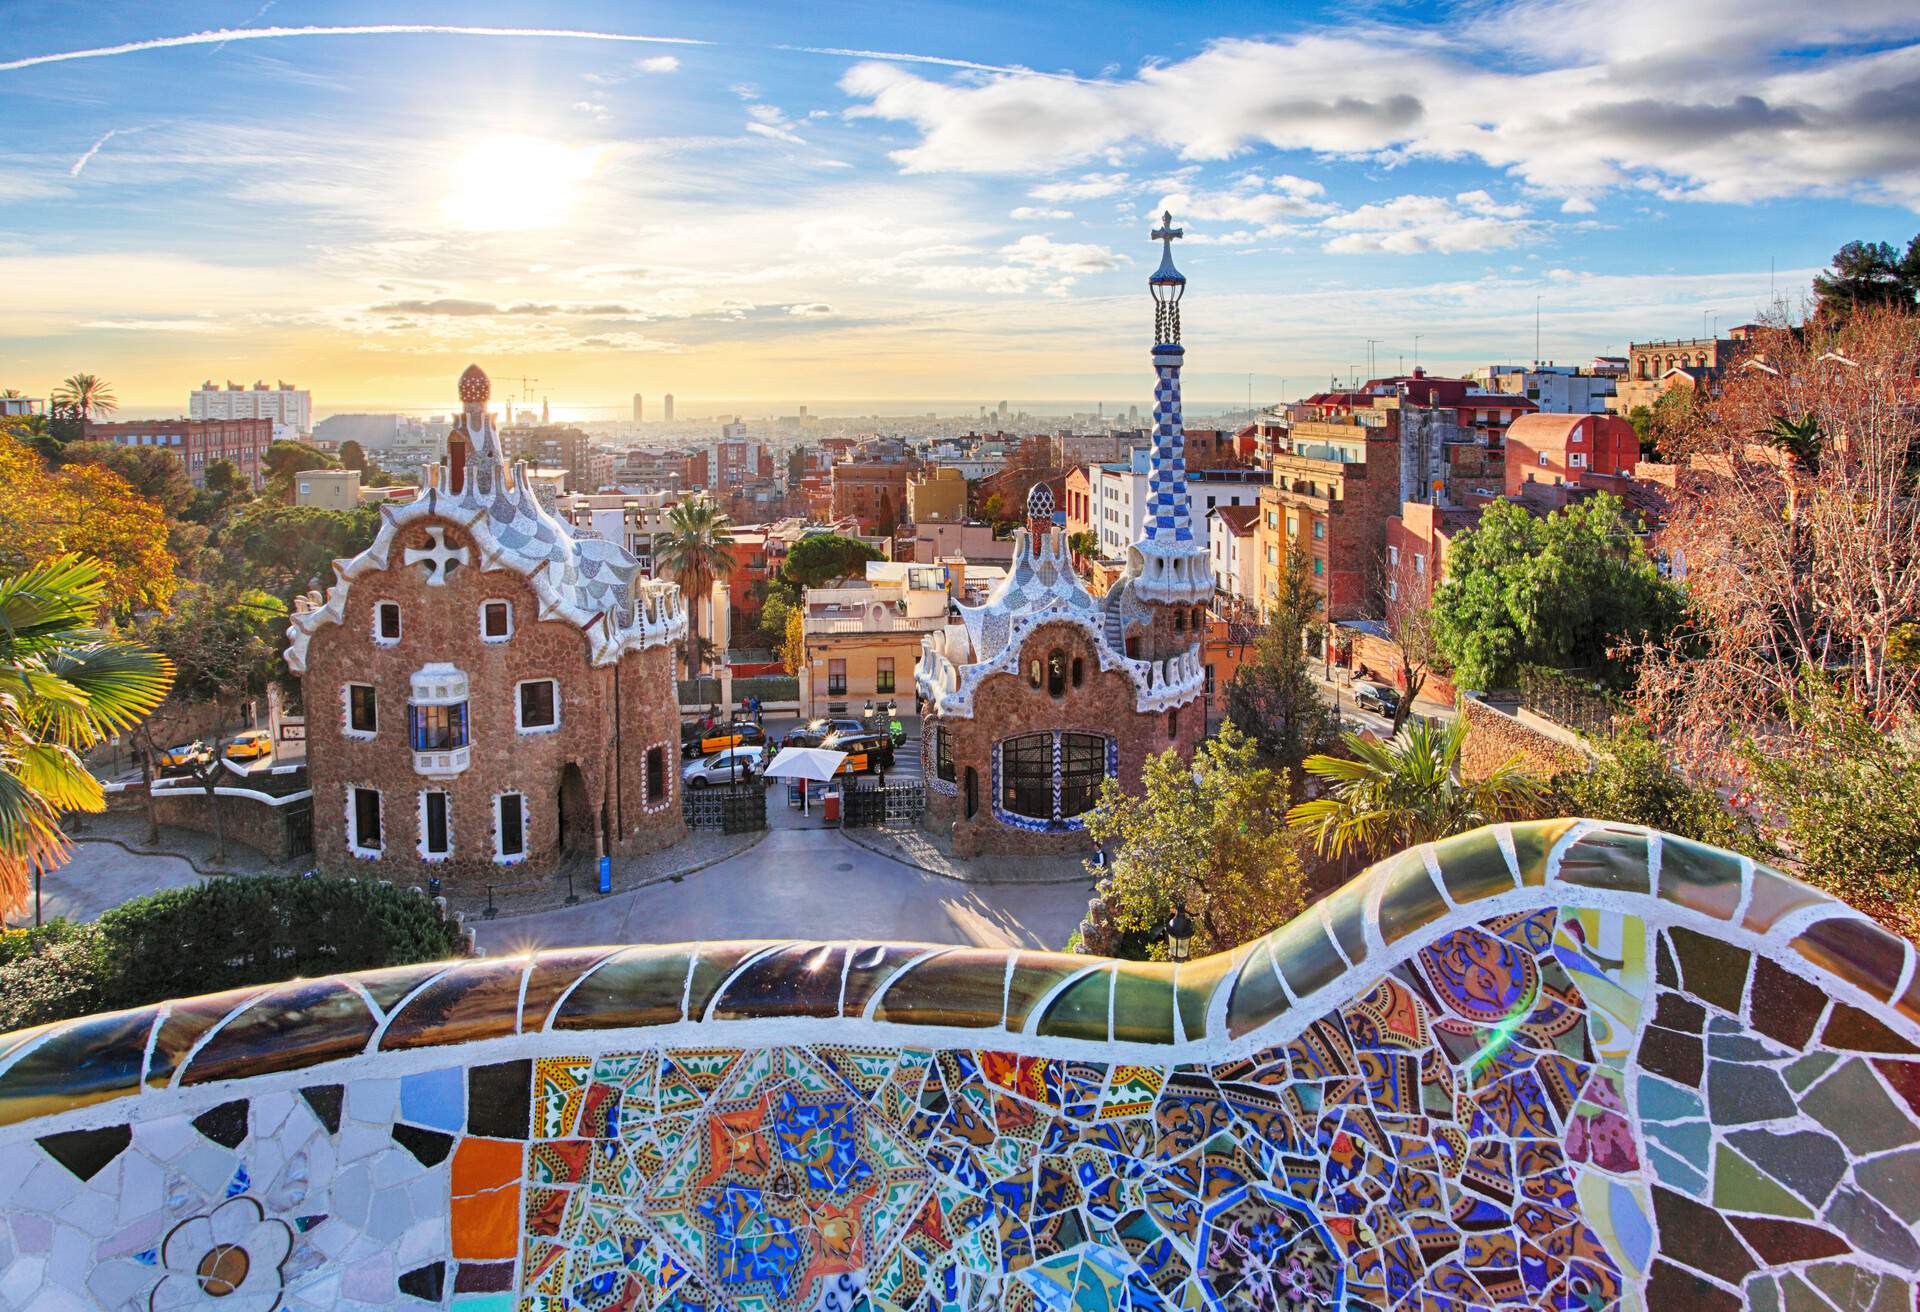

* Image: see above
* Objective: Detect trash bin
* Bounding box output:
[823,788,842,823]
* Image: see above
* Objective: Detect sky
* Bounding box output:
[2,0,1919,418]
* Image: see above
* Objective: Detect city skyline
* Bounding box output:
[3,0,1917,409]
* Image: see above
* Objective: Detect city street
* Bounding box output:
[474,824,1092,955]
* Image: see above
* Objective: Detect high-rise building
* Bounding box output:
[633,394,643,424]
[664,393,675,423]
[189,379,311,438]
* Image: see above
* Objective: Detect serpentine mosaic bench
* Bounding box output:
[1,819,1916,1311]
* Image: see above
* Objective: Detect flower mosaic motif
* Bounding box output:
[149,1197,291,1311]
[1,821,1918,1310]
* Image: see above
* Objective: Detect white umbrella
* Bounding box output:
[762,747,847,814]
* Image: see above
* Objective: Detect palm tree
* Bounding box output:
[1286,717,1543,861]
[50,373,116,420]
[0,555,173,916]
[652,496,735,678]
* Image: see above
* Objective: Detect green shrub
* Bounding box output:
[0,874,467,1033]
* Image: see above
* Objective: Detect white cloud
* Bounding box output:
[1321,194,1539,254]
[1156,173,1333,231]
[839,8,1920,209]
[786,302,834,317]
[1000,234,1125,274]
[746,103,805,145]
[1027,172,1129,201]
[1010,206,1072,219]
[635,54,680,73]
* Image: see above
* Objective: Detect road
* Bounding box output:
[475,825,1092,955]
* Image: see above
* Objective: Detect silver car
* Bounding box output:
[681,746,763,787]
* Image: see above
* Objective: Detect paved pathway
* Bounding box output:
[474,825,1093,955]
[8,840,203,927]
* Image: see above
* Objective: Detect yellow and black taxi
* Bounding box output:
[223,729,274,762]
[821,729,896,775]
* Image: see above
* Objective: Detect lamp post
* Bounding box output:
[1166,905,1194,964]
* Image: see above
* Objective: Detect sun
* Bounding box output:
[442,134,600,231]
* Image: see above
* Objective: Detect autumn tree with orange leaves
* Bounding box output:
[0,433,177,617]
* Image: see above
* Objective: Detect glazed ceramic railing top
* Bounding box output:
[0,818,1912,1130]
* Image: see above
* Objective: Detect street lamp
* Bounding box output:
[1166,905,1194,964]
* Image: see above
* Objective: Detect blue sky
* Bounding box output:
[2,0,1917,415]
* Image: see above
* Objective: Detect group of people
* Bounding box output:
[695,694,763,734]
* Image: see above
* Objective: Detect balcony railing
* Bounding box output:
[805,614,946,636]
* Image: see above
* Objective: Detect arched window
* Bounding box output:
[996,731,1113,826]
[1001,733,1054,819]
[1046,649,1066,697]
[1168,709,1180,740]
[1173,609,1185,632]
[1071,656,1084,688]
[1027,659,1043,690]
[935,724,955,783]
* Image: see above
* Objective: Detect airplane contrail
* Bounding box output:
[69,129,119,176]
[0,24,710,73]
[776,44,1090,81]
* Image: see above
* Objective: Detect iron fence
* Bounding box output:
[682,781,767,833]
[842,780,926,828]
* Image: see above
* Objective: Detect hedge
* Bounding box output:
[0,874,469,1033]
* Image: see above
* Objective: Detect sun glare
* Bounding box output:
[442,134,599,231]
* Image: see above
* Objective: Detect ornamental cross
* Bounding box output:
[1152,210,1183,255]
[404,525,469,586]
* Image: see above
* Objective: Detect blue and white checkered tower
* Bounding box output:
[1126,211,1213,604]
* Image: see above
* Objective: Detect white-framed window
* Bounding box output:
[347,786,383,857]
[643,743,673,812]
[1538,451,1550,466]
[480,600,513,642]
[494,791,528,863]
[418,790,451,860]
[344,683,378,738]
[516,679,559,733]
[1570,429,1585,443]
[1389,577,1399,600]
[374,601,402,644]
[1414,554,1426,577]
[1570,452,1588,469]
[1388,544,1400,566]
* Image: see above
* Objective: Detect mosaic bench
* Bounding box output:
[0,818,1916,1311]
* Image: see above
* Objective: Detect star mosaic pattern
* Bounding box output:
[1,821,1917,1310]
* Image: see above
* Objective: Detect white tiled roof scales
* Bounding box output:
[285,366,686,673]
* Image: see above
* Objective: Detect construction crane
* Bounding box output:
[509,376,540,401]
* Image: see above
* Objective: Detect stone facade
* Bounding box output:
[925,618,1204,855]
[300,519,685,883]
[289,366,687,887]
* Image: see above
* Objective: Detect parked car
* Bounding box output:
[682,746,764,787]
[699,721,766,756]
[223,729,273,761]
[782,717,863,749]
[158,740,212,770]
[822,729,895,774]
[1352,681,1400,717]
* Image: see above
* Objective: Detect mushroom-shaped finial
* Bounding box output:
[458,364,491,406]
[1026,482,1056,521]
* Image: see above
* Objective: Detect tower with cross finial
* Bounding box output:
[1122,210,1211,610]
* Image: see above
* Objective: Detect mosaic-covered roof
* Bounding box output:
[285,366,686,671]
